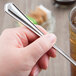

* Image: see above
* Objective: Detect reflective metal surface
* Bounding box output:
[4,3,76,66]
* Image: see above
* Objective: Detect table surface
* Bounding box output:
[0,0,75,76]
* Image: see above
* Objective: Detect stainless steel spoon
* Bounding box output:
[4,3,76,66]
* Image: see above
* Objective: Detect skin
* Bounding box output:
[0,25,56,76]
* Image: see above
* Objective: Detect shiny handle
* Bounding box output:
[4,3,76,66]
[4,3,43,37]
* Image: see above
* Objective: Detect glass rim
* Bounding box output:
[69,6,76,32]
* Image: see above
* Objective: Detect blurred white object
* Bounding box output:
[38,5,56,33]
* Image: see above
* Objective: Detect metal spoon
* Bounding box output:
[4,3,76,66]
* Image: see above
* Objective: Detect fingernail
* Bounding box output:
[47,34,56,43]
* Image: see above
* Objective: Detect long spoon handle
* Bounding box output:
[4,3,76,66]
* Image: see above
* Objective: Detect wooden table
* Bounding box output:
[0,0,75,76]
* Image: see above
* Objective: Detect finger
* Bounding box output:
[12,25,47,44]
[38,54,49,69]
[23,25,47,42]
[10,26,38,44]
[36,25,47,34]
[47,48,56,57]
[1,28,29,47]
[22,34,56,66]
[37,48,56,69]
[29,64,41,76]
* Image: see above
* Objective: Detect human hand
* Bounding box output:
[0,25,56,76]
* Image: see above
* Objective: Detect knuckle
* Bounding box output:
[2,28,13,34]
[1,29,16,38]
[36,38,50,53]
[3,29,10,33]
[2,28,16,35]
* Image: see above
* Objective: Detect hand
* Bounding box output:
[0,25,56,76]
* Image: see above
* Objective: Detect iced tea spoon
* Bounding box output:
[4,3,76,66]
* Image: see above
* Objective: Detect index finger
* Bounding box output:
[15,25,47,43]
[25,25,48,42]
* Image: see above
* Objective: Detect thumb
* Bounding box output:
[22,34,56,63]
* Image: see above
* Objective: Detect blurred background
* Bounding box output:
[0,0,76,76]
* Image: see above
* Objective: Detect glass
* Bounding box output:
[70,6,76,76]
